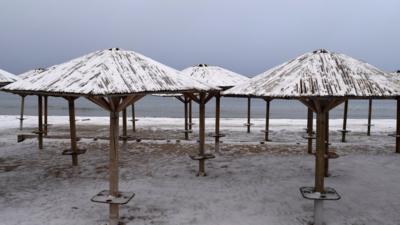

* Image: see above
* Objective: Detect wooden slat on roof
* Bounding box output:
[224,49,400,98]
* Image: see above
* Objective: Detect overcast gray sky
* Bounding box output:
[1,0,399,76]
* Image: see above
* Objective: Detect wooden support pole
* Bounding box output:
[215,93,221,152]
[184,97,189,140]
[396,98,400,153]
[38,95,43,150]
[367,99,372,136]
[43,96,48,137]
[131,104,136,132]
[19,95,25,130]
[264,99,271,141]
[324,112,330,177]
[67,97,78,166]
[198,93,206,176]
[246,97,251,133]
[122,108,127,139]
[189,100,193,130]
[307,108,314,154]
[109,108,120,225]
[315,111,327,193]
[341,100,348,142]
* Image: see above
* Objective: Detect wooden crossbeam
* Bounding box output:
[326,99,345,111]
[117,95,144,112]
[87,96,111,111]
[184,93,200,104]
[175,96,185,103]
[204,92,216,104]
[299,98,317,113]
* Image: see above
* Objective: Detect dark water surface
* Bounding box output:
[0,92,396,119]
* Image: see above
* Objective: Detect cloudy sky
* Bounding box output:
[1,0,399,76]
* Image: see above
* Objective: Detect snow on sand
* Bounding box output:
[0,116,399,225]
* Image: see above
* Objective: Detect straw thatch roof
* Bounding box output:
[182,64,249,89]
[224,49,400,99]
[2,48,219,96]
[0,69,19,87]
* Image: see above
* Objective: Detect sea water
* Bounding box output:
[0,92,396,119]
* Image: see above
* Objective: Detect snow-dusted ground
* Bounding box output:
[0,115,399,225]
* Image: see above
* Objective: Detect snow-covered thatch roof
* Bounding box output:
[2,48,219,96]
[182,64,249,89]
[0,69,19,87]
[18,68,47,80]
[224,49,400,99]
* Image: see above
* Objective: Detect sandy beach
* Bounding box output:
[0,116,399,225]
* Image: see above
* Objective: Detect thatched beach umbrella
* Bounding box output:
[223,49,400,225]
[2,48,219,225]
[182,64,249,151]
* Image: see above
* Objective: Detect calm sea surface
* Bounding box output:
[0,92,396,119]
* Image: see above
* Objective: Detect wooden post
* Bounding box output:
[184,97,189,140]
[189,100,193,130]
[315,111,326,193]
[44,96,48,137]
[324,112,330,177]
[87,96,140,225]
[264,98,271,141]
[38,95,43,149]
[198,93,206,176]
[396,98,400,153]
[246,97,251,133]
[109,107,120,225]
[131,104,136,132]
[19,95,25,130]
[122,108,127,139]
[67,97,78,166]
[215,93,221,152]
[301,99,344,225]
[341,100,348,142]
[307,108,313,154]
[367,99,372,136]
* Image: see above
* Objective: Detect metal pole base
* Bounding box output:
[300,187,340,225]
[109,204,120,225]
[313,200,325,225]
